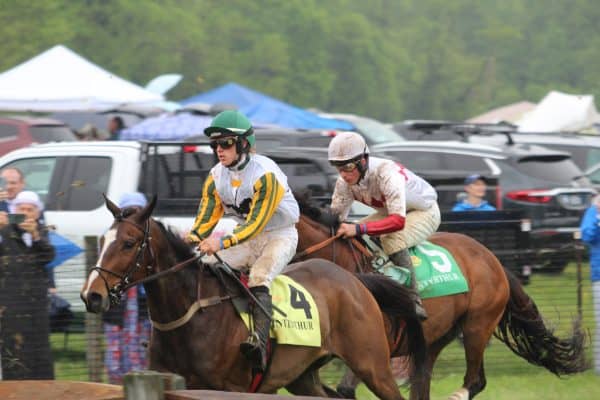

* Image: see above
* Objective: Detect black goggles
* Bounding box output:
[209,137,237,150]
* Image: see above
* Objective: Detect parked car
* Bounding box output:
[468,130,600,192]
[372,139,595,273]
[0,115,77,156]
[319,112,404,145]
[395,120,600,193]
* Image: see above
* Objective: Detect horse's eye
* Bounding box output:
[123,240,136,249]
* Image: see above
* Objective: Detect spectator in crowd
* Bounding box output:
[107,116,125,141]
[0,190,55,379]
[76,123,102,141]
[0,167,26,213]
[452,174,496,211]
[102,192,151,384]
[579,193,600,375]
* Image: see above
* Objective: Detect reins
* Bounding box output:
[292,232,343,261]
[292,227,374,272]
[121,254,202,291]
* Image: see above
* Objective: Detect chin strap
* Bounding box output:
[225,152,250,170]
[356,155,369,184]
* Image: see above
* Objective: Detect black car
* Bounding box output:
[372,139,595,272]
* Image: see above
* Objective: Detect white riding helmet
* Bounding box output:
[327,131,370,164]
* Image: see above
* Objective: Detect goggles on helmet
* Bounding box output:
[209,137,237,150]
[329,155,364,172]
[332,160,360,172]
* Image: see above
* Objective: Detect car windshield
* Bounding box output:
[350,118,404,144]
[29,126,77,142]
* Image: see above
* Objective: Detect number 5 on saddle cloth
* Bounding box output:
[362,237,469,299]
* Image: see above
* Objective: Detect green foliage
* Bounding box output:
[1,0,599,122]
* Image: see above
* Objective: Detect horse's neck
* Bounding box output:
[143,250,205,324]
[298,215,373,273]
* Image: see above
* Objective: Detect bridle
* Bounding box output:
[89,215,155,306]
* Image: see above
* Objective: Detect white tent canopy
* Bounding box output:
[0,45,163,111]
[517,90,600,132]
[467,101,536,124]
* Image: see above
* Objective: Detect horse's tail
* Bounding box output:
[494,269,589,375]
[355,273,427,384]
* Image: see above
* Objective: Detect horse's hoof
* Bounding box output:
[336,385,356,399]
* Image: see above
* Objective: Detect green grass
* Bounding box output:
[51,331,89,381]
[52,263,600,398]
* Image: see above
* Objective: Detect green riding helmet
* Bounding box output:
[204,110,255,148]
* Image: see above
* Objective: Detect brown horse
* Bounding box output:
[80,196,427,399]
[295,196,588,400]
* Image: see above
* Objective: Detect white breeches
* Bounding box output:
[205,225,298,288]
[359,203,441,255]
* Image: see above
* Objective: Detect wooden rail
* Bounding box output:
[165,390,332,399]
[0,381,123,400]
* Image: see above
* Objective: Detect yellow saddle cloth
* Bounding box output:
[240,275,321,347]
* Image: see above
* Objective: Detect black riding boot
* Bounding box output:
[240,286,272,372]
[389,249,428,320]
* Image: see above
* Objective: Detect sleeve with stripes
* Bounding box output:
[221,172,284,249]
[188,174,224,241]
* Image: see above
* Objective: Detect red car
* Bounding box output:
[0,115,77,156]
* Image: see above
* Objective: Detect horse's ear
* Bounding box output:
[104,193,121,218]
[135,195,157,223]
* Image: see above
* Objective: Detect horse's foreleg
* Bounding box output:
[336,368,360,399]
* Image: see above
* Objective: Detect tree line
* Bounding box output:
[1,0,598,122]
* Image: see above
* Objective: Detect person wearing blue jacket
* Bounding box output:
[452,174,496,212]
[579,194,600,375]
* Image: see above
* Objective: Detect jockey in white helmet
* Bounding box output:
[328,131,440,319]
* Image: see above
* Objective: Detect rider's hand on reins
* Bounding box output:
[199,236,221,255]
[337,222,359,239]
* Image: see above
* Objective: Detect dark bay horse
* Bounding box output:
[295,197,588,400]
[80,196,426,399]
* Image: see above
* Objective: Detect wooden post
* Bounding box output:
[84,235,104,382]
[573,231,584,321]
[123,371,185,400]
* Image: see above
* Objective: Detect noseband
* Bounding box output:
[90,215,155,306]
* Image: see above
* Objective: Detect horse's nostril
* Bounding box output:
[87,292,105,313]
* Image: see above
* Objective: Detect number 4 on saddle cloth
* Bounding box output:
[366,238,469,299]
[236,275,322,347]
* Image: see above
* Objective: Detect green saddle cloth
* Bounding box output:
[372,240,469,299]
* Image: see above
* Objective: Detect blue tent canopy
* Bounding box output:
[120,112,213,140]
[180,82,354,130]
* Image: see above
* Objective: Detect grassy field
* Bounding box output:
[52,262,600,399]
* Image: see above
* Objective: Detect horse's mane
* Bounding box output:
[153,219,196,261]
[293,190,340,231]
